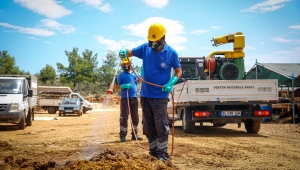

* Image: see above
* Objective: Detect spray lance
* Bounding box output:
[107,46,129,94]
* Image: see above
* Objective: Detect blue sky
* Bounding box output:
[1,0,300,75]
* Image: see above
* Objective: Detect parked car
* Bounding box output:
[58,98,83,116]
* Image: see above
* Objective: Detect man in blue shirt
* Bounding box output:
[119,22,182,163]
[117,58,143,142]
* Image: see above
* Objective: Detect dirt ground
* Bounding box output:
[1,105,300,170]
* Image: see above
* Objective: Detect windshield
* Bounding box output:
[0,79,22,94]
[62,98,79,105]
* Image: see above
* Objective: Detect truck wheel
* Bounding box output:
[83,107,87,114]
[182,107,195,133]
[26,110,32,126]
[245,120,261,133]
[18,112,26,129]
[168,119,175,127]
[48,107,56,114]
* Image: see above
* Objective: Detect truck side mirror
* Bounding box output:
[27,89,33,97]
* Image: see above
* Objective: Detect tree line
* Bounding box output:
[0,48,140,96]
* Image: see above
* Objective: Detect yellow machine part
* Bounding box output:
[206,50,245,59]
[210,32,245,59]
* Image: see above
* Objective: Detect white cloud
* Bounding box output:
[40,19,77,34]
[288,25,300,30]
[72,0,113,12]
[14,0,72,19]
[191,30,209,34]
[0,22,55,36]
[95,36,144,51]
[211,26,221,30]
[141,0,169,9]
[96,17,187,52]
[98,3,113,12]
[240,0,290,13]
[121,17,187,51]
[271,37,300,43]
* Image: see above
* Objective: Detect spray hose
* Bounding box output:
[127,64,188,157]
[116,54,188,157]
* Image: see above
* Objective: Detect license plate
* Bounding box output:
[65,110,73,112]
[221,111,241,116]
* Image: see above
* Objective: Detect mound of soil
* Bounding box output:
[0,147,177,170]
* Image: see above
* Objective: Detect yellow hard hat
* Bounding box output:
[122,57,131,64]
[147,22,167,41]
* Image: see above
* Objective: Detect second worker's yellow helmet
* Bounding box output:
[147,22,167,41]
[122,57,132,65]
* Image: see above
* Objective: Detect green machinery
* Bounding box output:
[195,32,245,80]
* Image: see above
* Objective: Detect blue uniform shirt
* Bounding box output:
[132,43,181,98]
[118,71,138,98]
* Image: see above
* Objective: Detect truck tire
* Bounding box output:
[182,107,195,133]
[18,112,26,129]
[245,120,261,133]
[168,119,173,127]
[83,107,87,114]
[26,110,32,126]
[48,107,56,114]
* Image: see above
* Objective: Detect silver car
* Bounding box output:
[58,98,83,116]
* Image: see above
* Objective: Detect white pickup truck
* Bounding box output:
[38,86,93,114]
[168,57,278,133]
[0,75,37,129]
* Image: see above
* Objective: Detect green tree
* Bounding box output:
[38,64,57,85]
[0,50,29,75]
[98,50,120,93]
[56,47,98,93]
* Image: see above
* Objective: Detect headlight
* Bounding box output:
[59,106,64,110]
[73,107,80,110]
[10,102,19,111]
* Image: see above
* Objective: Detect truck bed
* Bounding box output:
[172,79,278,104]
[38,99,64,106]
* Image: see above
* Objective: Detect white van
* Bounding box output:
[0,75,37,129]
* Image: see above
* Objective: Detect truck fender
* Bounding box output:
[20,104,28,117]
